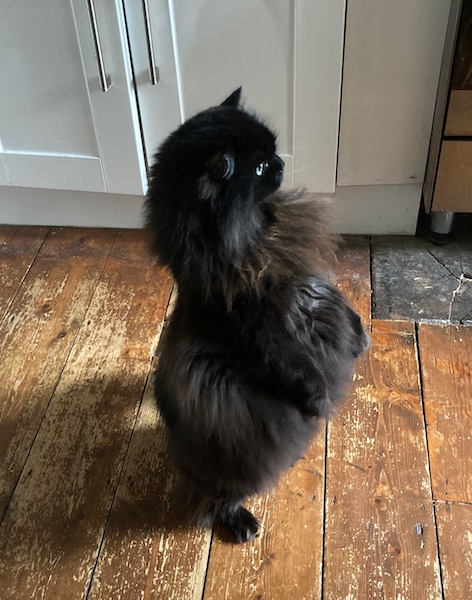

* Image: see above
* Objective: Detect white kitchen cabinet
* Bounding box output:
[3,0,448,234]
[0,0,147,195]
[0,0,345,227]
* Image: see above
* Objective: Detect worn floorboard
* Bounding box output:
[418,324,472,503]
[0,227,470,599]
[323,326,442,599]
[334,235,371,328]
[0,226,49,321]
[435,501,472,599]
[0,228,116,521]
[87,370,212,600]
[419,323,472,597]
[0,230,173,598]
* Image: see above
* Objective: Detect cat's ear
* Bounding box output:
[206,150,235,180]
[221,87,242,108]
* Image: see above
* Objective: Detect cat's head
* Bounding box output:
[153,87,284,208]
[146,88,285,292]
[197,88,284,204]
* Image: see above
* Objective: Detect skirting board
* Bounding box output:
[0,183,421,235]
[331,183,421,235]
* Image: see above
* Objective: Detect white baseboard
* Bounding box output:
[0,183,421,234]
[331,183,421,235]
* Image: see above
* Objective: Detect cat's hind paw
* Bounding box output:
[216,506,261,544]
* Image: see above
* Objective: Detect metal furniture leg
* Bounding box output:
[429,211,455,245]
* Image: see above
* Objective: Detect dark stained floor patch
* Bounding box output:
[371,235,472,324]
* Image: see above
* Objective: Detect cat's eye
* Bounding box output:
[255,161,269,177]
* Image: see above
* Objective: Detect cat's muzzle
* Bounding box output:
[273,156,285,186]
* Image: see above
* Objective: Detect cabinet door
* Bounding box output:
[132,0,345,192]
[122,0,182,173]
[0,0,146,195]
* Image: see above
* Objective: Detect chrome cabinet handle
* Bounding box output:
[142,0,159,84]
[86,0,112,92]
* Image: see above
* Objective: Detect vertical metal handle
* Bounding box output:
[86,0,112,92]
[142,0,159,85]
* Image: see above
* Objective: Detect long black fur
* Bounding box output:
[145,88,370,543]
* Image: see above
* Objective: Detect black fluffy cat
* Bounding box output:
[145,88,369,543]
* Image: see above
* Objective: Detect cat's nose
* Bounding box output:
[275,156,285,170]
[274,156,284,185]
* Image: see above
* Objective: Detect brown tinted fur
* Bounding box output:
[226,190,337,309]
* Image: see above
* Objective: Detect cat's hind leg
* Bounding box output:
[173,474,260,543]
[214,502,260,543]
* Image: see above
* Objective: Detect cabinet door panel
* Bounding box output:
[0,0,146,195]
[167,0,345,192]
[5,155,104,193]
[1,2,98,157]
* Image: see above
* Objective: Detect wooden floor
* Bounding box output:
[0,227,471,600]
